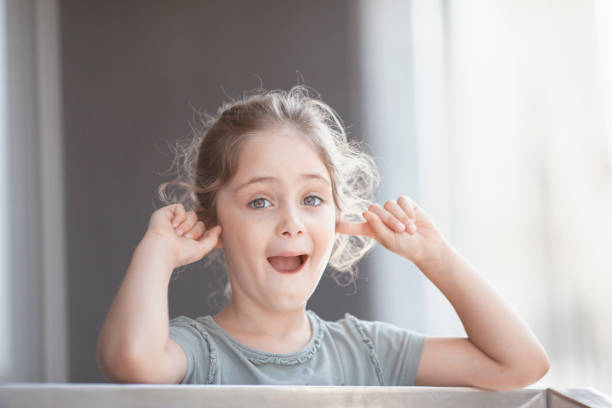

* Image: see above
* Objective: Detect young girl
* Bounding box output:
[97,85,550,390]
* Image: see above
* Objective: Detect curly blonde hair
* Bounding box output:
[158,84,380,294]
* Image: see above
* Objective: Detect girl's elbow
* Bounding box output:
[510,346,551,386]
[524,354,551,385]
[97,344,150,383]
[476,353,550,391]
[498,356,551,391]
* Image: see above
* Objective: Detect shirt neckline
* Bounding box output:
[201,310,324,366]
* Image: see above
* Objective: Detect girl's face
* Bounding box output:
[216,127,337,313]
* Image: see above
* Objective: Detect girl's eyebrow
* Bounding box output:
[236,173,331,192]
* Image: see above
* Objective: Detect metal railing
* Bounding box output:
[1,384,612,407]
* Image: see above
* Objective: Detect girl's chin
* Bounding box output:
[266,303,308,314]
[260,288,312,312]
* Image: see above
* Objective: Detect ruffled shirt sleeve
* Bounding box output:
[169,315,218,384]
[346,315,427,386]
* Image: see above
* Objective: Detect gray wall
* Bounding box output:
[60,0,373,382]
[5,0,44,382]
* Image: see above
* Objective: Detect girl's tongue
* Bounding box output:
[268,256,302,272]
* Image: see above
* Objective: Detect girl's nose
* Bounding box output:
[276,205,305,237]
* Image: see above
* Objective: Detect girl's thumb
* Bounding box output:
[200,225,223,251]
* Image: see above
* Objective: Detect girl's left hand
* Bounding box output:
[336,195,448,264]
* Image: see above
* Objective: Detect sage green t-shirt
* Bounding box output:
[169,310,426,386]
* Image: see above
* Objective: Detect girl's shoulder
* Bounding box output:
[316,310,427,349]
[169,314,218,335]
[320,313,426,354]
[317,311,427,386]
[168,315,220,384]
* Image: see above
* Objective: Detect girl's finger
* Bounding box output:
[336,220,374,237]
[384,200,416,234]
[368,203,405,233]
[363,210,395,248]
[184,221,205,239]
[397,195,416,220]
[171,203,186,228]
[175,211,198,236]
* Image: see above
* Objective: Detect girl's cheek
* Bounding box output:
[307,209,336,236]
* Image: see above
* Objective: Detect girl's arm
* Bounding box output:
[96,235,187,383]
[412,242,550,390]
[97,204,221,383]
[337,196,550,391]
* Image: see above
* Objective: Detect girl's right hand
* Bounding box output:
[144,203,222,268]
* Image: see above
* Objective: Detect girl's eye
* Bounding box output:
[248,198,271,209]
[303,195,323,206]
[248,196,323,209]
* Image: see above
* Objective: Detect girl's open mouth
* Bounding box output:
[267,254,308,274]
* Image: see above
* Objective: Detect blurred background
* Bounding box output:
[1,0,610,395]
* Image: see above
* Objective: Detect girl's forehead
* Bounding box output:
[235,131,328,175]
[222,136,332,197]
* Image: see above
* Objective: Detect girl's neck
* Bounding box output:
[213,300,312,353]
